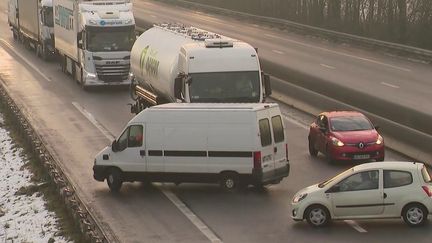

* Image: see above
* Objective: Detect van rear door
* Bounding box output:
[257,111,276,176]
[270,112,287,171]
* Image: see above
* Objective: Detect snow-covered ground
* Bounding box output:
[0,114,69,243]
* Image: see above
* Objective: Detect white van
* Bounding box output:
[93,103,290,192]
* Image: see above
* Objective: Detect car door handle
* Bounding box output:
[140,150,146,156]
[383,193,387,199]
[274,147,277,153]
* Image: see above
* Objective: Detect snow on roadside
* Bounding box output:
[0,114,69,243]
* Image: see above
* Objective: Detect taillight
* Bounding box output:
[253,151,261,169]
[285,143,289,161]
[422,186,432,197]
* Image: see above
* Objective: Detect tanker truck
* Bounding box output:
[53,0,135,89]
[129,23,271,114]
[8,0,55,60]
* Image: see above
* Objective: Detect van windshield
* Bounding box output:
[188,71,260,103]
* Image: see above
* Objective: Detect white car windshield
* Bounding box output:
[318,168,353,188]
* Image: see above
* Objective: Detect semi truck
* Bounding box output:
[8,0,55,60]
[53,0,135,89]
[129,23,272,114]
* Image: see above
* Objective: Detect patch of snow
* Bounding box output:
[0,114,69,242]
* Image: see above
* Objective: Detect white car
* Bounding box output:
[292,162,432,227]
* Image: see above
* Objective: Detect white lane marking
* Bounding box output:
[150,14,157,18]
[0,39,52,82]
[73,102,222,242]
[380,82,400,89]
[344,220,367,233]
[72,102,115,141]
[263,34,411,72]
[282,113,367,233]
[282,114,309,130]
[272,50,285,55]
[320,64,336,69]
[161,188,222,243]
[252,24,259,27]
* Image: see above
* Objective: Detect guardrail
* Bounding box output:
[156,0,432,63]
[0,84,115,243]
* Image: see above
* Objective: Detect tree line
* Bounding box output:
[182,0,432,50]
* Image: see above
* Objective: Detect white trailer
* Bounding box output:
[8,0,55,60]
[93,103,290,192]
[129,23,272,114]
[53,0,135,88]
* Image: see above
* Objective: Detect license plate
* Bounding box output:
[353,154,370,160]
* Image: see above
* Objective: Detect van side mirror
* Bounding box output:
[174,75,183,100]
[263,74,272,97]
[111,140,118,152]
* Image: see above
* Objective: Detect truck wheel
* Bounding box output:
[107,168,123,192]
[41,44,48,61]
[220,172,239,192]
[402,203,428,227]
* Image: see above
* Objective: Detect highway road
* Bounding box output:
[133,0,432,136]
[1,1,431,243]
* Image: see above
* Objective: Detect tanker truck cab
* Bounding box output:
[93,103,290,192]
[174,39,271,103]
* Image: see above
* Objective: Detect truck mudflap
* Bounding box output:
[252,163,290,185]
[93,165,107,182]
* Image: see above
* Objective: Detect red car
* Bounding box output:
[308,111,385,163]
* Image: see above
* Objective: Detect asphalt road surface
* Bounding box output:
[1,2,431,243]
[133,0,432,118]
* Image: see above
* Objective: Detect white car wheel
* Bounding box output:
[306,205,330,227]
[403,204,427,226]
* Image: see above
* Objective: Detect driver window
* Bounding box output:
[117,127,129,151]
[128,125,143,148]
[337,170,379,192]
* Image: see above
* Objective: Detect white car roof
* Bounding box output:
[353,161,422,172]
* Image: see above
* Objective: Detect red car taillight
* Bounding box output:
[253,151,261,169]
[422,186,432,197]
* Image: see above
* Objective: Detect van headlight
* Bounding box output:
[331,137,344,147]
[293,193,308,203]
[376,135,384,145]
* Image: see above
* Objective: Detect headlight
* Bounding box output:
[86,72,97,79]
[376,135,384,145]
[293,193,308,203]
[331,137,344,147]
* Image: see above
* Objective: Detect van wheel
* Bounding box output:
[402,203,428,227]
[308,138,318,157]
[220,172,239,192]
[305,205,330,227]
[107,168,123,192]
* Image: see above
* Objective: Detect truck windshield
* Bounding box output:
[86,26,135,52]
[43,8,54,27]
[189,71,260,102]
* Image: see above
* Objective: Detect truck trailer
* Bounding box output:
[8,0,55,60]
[129,23,272,114]
[53,0,135,88]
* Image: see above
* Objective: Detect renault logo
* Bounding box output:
[358,142,365,149]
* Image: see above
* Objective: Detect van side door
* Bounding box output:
[111,124,146,172]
